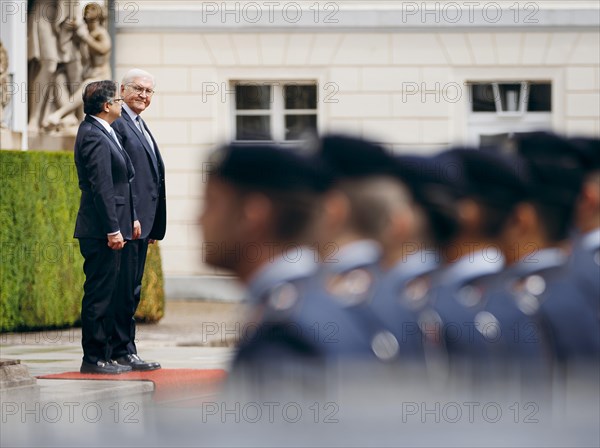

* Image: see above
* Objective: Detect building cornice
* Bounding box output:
[115,4,600,32]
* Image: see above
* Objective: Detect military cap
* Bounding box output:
[393,155,447,202]
[208,143,331,192]
[570,137,600,172]
[318,134,397,180]
[512,132,585,206]
[394,154,461,247]
[441,147,530,207]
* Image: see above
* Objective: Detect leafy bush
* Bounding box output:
[0,150,164,332]
[137,243,164,323]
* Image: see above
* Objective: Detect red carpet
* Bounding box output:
[37,369,227,403]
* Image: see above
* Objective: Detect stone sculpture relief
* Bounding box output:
[27,1,111,135]
[0,41,9,128]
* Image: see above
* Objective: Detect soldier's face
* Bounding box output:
[200,177,244,270]
[122,77,153,115]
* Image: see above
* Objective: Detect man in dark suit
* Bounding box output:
[74,80,140,374]
[111,69,166,370]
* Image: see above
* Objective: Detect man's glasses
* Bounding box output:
[126,84,155,97]
[109,98,124,104]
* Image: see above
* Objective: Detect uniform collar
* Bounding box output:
[440,249,504,286]
[387,249,439,284]
[329,239,382,274]
[580,228,600,251]
[510,247,567,277]
[246,246,318,305]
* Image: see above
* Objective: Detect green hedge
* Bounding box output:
[137,243,164,323]
[0,150,164,332]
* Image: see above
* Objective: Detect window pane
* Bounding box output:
[499,84,522,112]
[285,114,317,140]
[480,133,511,148]
[236,85,272,110]
[471,84,496,112]
[284,85,317,110]
[236,115,271,140]
[527,83,551,112]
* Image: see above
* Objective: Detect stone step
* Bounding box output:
[0,359,37,389]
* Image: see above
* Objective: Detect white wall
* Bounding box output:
[114,29,600,279]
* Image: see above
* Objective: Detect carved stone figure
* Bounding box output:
[27,0,76,133]
[0,41,9,128]
[43,2,111,131]
[27,1,109,134]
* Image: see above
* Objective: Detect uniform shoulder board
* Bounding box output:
[511,274,546,315]
[326,268,374,307]
[474,310,501,341]
[266,282,300,313]
[453,272,497,308]
[417,308,444,346]
[455,283,485,308]
[400,274,432,310]
[371,330,399,361]
[454,271,499,308]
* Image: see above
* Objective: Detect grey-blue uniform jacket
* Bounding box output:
[568,229,600,322]
[371,250,440,361]
[427,250,505,360]
[491,247,600,362]
[233,240,398,367]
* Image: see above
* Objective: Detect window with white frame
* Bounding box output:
[233,82,318,143]
[467,81,552,146]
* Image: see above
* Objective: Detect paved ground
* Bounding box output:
[0,301,245,405]
[2,301,599,447]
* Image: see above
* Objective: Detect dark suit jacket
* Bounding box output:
[74,115,136,240]
[112,110,166,240]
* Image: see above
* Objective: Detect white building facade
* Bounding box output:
[5,1,600,299]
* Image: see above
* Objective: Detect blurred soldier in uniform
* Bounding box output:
[306,135,413,361]
[210,135,430,378]
[367,155,441,362]
[420,148,535,373]
[456,149,551,370]
[228,136,423,366]
[200,143,333,385]
[493,132,600,362]
[312,135,432,363]
[569,137,600,320]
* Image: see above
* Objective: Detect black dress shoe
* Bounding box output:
[80,360,132,374]
[114,354,161,371]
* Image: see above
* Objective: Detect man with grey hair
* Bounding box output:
[111,68,166,370]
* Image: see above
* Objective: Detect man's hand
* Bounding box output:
[133,220,142,240]
[148,239,156,245]
[108,232,126,250]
